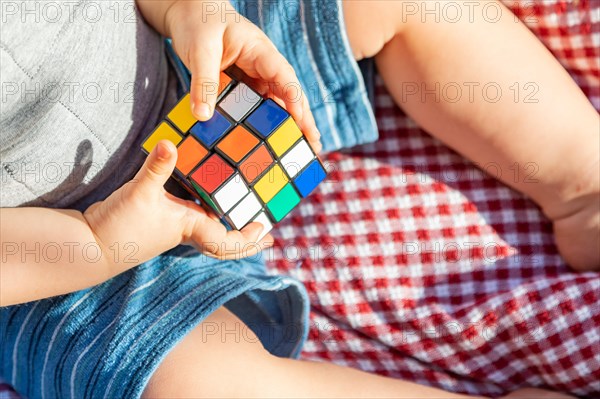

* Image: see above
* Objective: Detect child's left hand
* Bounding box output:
[163,0,322,153]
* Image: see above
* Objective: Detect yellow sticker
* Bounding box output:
[267,118,302,157]
[167,94,197,133]
[142,122,182,153]
[253,164,288,203]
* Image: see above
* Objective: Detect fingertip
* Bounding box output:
[313,141,323,154]
[313,126,322,140]
[260,233,274,247]
[189,76,218,121]
[242,222,265,241]
[307,126,321,144]
[154,140,176,161]
[137,139,177,190]
[192,101,213,121]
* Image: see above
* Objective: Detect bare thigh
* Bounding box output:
[142,306,272,398]
[142,305,486,399]
[342,0,402,60]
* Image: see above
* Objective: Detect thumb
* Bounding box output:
[188,38,224,121]
[135,140,177,193]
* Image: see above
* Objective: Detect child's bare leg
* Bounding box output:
[143,306,483,398]
[343,1,600,271]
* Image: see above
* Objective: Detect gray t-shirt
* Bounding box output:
[0,0,177,211]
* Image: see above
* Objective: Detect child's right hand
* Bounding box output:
[163,0,322,153]
[83,140,268,271]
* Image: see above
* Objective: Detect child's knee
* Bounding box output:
[143,307,276,398]
[342,0,400,60]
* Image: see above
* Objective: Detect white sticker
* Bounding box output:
[219,83,261,121]
[213,174,249,213]
[228,192,262,230]
[281,139,315,178]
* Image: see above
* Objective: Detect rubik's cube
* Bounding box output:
[141,70,326,240]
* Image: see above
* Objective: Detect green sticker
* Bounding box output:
[266,183,300,222]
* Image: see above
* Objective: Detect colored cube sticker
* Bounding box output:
[140,69,326,234]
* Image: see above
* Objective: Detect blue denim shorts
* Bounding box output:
[0,1,378,397]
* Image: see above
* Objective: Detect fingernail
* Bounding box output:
[254,222,265,236]
[153,141,168,160]
[249,223,265,242]
[194,102,212,121]
[313,141,323,154]
[242,222,264,235]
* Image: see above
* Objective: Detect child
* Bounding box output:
[0,0,595,397]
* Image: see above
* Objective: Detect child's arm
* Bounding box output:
[1,142,266,306]
[344,0,599,270]
[136,0,322,152]
[1,207,117,306]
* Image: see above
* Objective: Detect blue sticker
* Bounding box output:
[190,110,232,147]
[293,159,326,197]
[245,99,289,138]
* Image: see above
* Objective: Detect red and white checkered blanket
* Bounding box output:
[1,0,598,397]
[265,1,600,397]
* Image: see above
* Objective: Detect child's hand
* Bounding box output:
[84,140,269,270]
[164,0,322,153]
